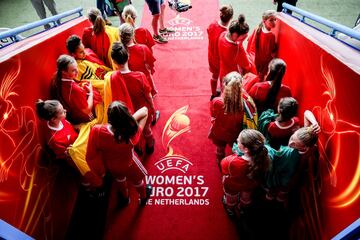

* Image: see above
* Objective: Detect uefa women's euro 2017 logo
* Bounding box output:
[166,17,204,41]
[146,106,210,206]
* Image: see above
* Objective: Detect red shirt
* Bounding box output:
[207,20,227,76]
[127,44,157,95]
[247,28,277,79]
[248,81,292,112]
[82,26,119,68]
[218,32,252,81]
[121,71,154,115]
[110,71,134,113]
[84,48,106,66]
[60,79,102,124]
[243,72,261,93]
[208,97,244,145]
[135,27,155,52]
[221,154,258,193]
[43,119,78,160]
[86,124,143,177]
[268,117,300,149]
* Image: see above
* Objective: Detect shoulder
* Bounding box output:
[211,97,224,107]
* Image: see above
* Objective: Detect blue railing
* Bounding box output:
[282,3,360,51]
[0,7,83,49]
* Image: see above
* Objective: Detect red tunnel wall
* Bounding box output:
[274,14,360,239]
[0,17,91,240]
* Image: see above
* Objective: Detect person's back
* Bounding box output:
[249,81,291,112]
[127,43,157,96]
[82,8,120,69]
[268,117,300,149]
[135,28,156,52]
[218,32,250,82]
[209,96,244,144]
[88,124,141,174]
[221,154,258,192]
[107,70,134,112]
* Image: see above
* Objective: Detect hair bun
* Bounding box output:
[238,14,245,24]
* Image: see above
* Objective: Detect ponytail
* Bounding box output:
[51,55,76,103]
[107,101,138,143]
[122,5,138,26]
[88,8,105,35]
[264,58,286,111]
[228,14,249,36]
[223,72,243,114]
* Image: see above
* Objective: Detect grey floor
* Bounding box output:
[0,0,359,33]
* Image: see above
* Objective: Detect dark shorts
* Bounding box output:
[145,0,164,15]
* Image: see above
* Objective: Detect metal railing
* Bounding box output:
[0,7,83,49]
[282,3,360,51]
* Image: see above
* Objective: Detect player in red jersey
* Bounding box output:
[120,23,158,97]
[248,58,291,114]
[122,5,156,52]
[207,4,233,100]
[218,14,255,90]
[35,99,102,187]
[111,42,156,154]
[66,35,112,81]
[82,8,120,69]
[86,101,152,206]
[247,10,277,80]
[221,129,271,217]
[209,72,258,164]
[51,55,103,125]
[259,97,300,149]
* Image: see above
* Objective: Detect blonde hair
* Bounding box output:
[296,127,318,147]
[262,10,277,21]
[223,71,243,114]
[119,23,135,46]
[122,5,137,26]
[88,8,105,35]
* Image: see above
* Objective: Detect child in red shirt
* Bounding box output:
[120,23,158,97]
[218,15,254,90]
[207,4,233,100]
[221,129,271,216]
[51,55,103,125]
[111,42,156,154]
[208,72,257,164]
[35,99,102,187]
[122,5,156,52]
[247,10,277,80]
[248,58,291,114]
[86,101,152,206]
[259,97,300,150]
[82,8,120,69]
[66,35,111,81]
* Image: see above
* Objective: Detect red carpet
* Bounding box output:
[104,1,240,239]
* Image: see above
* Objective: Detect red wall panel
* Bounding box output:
[0,17,90,239]
[275,14,360,239]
